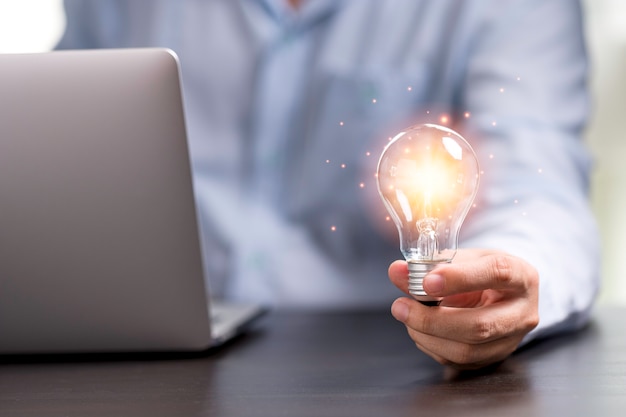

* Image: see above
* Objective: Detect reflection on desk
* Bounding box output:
[1,307,625,417]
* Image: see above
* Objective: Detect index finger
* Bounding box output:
[388,259,410,294]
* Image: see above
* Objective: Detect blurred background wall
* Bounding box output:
[0,0,624,304]
[0,0,64,52]
[585,0,626,304]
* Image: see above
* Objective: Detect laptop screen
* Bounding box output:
[0,49,213,353]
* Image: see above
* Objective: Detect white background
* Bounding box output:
[1,0,625,304]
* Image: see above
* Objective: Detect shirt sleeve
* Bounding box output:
[55,0,119,50]
[455,0,600,343]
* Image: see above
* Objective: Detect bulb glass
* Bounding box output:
[377,124,479,266]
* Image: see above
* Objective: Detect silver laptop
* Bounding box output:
[0,48,264,354]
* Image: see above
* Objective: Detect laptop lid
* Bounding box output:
[0,48,217,354]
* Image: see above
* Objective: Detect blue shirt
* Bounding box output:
[57,0,600,341]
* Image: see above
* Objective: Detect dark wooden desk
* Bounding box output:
[1,307,625,417]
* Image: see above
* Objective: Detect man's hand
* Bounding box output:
[388,249,539,370]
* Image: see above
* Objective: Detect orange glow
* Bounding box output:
[387,149,464,220]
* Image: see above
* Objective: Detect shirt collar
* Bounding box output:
[255,0,345,27]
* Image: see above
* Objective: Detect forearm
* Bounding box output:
[460,187,600,343]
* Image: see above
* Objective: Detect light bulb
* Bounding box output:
[376,124,480,305]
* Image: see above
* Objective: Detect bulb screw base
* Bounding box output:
[407,262,442,307]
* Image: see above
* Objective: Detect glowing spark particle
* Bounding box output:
[426,110,430,114]
[522,212,527,216]
[472,204,477,208]
[339,121,344,126]
[372,98,377,104]
[489,154,494,159]
[359,183,365,189]
[480,170,485,175]
[499,88,505,93]
[326,159,330,164]
[331,226,337,232]
[492,121,497,126]
[385,216,391,222]
[365,151,371,157]
[516,76,521,81]
[440,115,449,124]
[514,199,519,204]
[464,112,471,118]
[407,86,413,91]
[341,163,346,169]
[538,168,543,174]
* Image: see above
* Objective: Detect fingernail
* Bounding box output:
[424,274,444,295]
[391,299,409,322]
